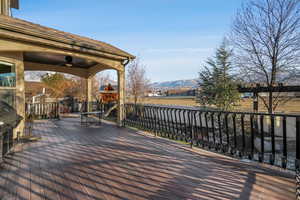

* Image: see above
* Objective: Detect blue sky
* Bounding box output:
[15,0,243,82]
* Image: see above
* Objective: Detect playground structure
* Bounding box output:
[99,84,119,118]
[100,84,118,104]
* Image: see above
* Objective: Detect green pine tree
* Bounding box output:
[197,41,240,111]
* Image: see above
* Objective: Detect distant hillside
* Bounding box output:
[151,79,198,89]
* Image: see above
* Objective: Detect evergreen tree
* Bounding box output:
[197,42,240,111]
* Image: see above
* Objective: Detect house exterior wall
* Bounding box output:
[0,51,25,138]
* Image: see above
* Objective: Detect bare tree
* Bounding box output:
[126,59,150,105]
[231,0,300,113]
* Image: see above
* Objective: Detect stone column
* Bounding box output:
[86,76,93,112]
[117,69,125,127]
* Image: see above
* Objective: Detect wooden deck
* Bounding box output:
[0,118,295,200]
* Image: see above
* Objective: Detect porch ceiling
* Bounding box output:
[23,52,98,69]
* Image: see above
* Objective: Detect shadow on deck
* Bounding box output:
[0,117,295,200]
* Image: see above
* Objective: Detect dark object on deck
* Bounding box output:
[0,100,22,127]
[80,111,102,127]
[0,100,22,162]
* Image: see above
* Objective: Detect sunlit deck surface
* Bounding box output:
[0,118,295,200]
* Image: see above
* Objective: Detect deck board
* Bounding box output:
[0,117,295,200]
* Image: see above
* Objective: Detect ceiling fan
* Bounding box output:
[58,56,73,67]
[65,56,73,67]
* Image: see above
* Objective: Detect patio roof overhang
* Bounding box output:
[0,14,131,133]
[0,15,135,77]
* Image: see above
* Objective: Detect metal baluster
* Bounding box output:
[211,113,216,149]
[162,108,167,137]
[225,114,229,153]
[218,113,223,151]
[174,109,180,140]
[194,111,199,147]
[259,115,264,163]
[232,114,237,155]
[178,110,184,141]
[282,116,287,168]
[241,114,245,157]
[250,114,255,160]
[148,106,153,131]
[187,110,192,146]
[169,108,175,139]
[166,108,172,138]
[183,110,188,142]
[159,107,164,136]
[199,112,205,147]
[270,115,275,165]
[204,112,209,148]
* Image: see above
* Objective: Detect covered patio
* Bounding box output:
[0,12,134,137]
[0,117,295,200]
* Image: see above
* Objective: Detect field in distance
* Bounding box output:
[127,96,300,114]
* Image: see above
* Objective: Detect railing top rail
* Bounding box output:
[125,103,300,118]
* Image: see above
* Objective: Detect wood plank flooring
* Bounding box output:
[0,117,295,200]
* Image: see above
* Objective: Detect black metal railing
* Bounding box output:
[124,103,300,171]
[0,124,15,162]
[26,102,60,119]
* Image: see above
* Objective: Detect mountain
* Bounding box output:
[150,79,198,90]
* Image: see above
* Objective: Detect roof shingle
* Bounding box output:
[0,15,134,59]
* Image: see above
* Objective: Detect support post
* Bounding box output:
[14,52,25,137]
[117,70,125,127]
[86,76,92,112]
[0,0,11,16]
